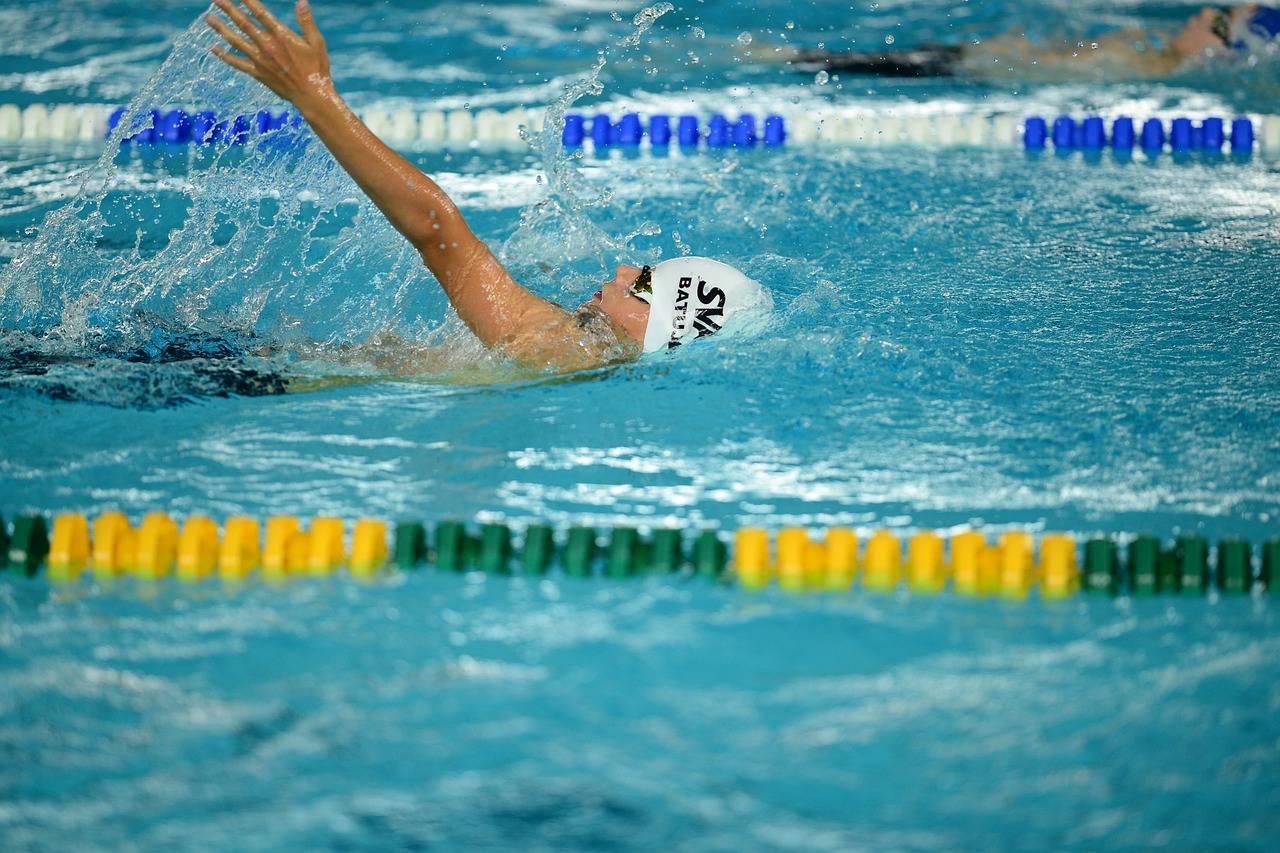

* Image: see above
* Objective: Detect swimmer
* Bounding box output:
[784,5,1280,81]
[205,0,768,373]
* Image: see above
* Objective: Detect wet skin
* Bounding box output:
[583,264,651,345]
[1172,5,1256,55]
[206,0,649,371]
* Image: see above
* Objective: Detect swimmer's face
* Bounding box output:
[1174,5,1251,56]
[583,264,651,345]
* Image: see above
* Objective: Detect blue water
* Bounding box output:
[3,1,1280,849]
[6,572,1280,851]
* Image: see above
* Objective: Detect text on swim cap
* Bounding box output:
[668,277,727,349]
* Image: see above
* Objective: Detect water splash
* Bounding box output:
[0,15,432,359]
[619,3,675,48]
[502,3,675,299]
[0,3,679,366]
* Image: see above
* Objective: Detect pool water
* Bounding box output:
[5,572,1278,851]
[3,1,1280,849]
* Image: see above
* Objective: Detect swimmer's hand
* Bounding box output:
[206,0,334,110]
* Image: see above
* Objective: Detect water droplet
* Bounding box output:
[885,35,895,45]
[815,70,830,85]
[692,26,705,39]
[1090,42,1099,50]
[536,174,543,184]
[785,21,795,30]
[738,32,753,46]
[611,11,622,21]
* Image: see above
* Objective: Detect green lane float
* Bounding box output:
[1084,538,1120,595]
[1,510,1277,600]
[1218,538,1252,595]
[7,514,49,577]
[649,528,684,575]
[393,521,428,570]
[1263,539,1280,591]
[433,520,474,573]
[563,526,597,579]
[607,527,640,578]
[1179,536,1210,595]
[520,524,555,575]
[479,523,512,575]
[692,529,727,580]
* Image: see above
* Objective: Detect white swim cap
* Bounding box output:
[640,257,769,352]
[1231,6,1280,50]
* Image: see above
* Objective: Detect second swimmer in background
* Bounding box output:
[786,5,1280,81]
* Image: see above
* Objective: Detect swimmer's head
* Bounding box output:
[1176,5,1280,56]
[634,257,770,352]
[589,258,770,353]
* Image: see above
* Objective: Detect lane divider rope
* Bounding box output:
[3,103,1279,154]
[2,510,1277,599]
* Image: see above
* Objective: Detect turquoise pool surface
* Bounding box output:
[2,1,1280,849]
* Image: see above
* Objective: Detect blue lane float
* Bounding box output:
[590,112,612,146]
[1024,116,1047,148]
[677,115,700,146]
[707,113,730,147]
[108,106,296,145]
[650,114,671,145]
[1026,114,1255,154]
[1081,116,1105,148]
[563,111,787,149]
[763,115,786,145]
[1112,117,1135,149]
[614,113,641,144]
[562,113,586,146]
[1141,118,1166,151]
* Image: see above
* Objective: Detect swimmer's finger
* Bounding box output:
[237,0,289,35]
[294,0,323,46]
[205,14,258,61]
[210,0,269,50]
[209,44,256,77]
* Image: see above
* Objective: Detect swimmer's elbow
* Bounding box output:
[413,232,474,270]
[413,237,489,297]
[406,195,474,254]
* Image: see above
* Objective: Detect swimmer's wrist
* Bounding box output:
[288,78,351,127]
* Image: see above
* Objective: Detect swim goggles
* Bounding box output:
[627,265,653,303]
[1211,7,1233,46]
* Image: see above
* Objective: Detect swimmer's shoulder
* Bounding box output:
[497,301,639,372]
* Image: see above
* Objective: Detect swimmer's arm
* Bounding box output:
[970,29,1180,76]
[206,0,572,358]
